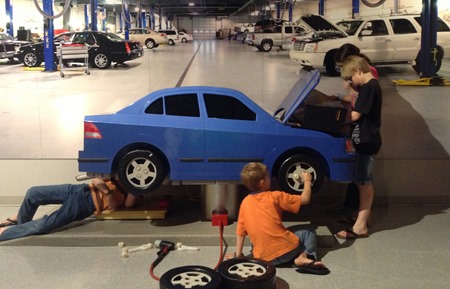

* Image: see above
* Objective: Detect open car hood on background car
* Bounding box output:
[295,14,348,40]
[274,70,320,124]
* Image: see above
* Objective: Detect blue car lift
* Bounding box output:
[394,0,449,86]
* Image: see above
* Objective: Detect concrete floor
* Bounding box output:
[0,39,449,289]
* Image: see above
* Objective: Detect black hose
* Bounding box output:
[361,0,387,8]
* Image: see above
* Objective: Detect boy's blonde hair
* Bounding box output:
[340,55,371,79]
[240,162,268,192]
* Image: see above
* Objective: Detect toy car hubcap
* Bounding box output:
[125,158,157,188]
[227,262,266,278]
[171,271,212,288]
[287,164,315,191]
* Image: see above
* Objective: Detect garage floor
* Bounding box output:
[0,40,449,289]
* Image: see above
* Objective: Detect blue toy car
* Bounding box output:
[78,70,356,195]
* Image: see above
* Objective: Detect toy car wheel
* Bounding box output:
[168,39,175,46]
[181,37,187,43]
[277,154,325,194]
[93,53,111,69]
[117,150,166,195]
[146,39,156,49]
[218,258,276,289]
[159,265,221,289]
[23,52,41,67]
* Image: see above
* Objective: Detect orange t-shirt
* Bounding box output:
[236,191,302,261]
[89,181,126,215]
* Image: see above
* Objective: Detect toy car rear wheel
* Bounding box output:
[93,53,111,69]
[217,258,276,289]
[277,154,325,194]
[168,39,175,46]
[117,150,166,195]
[159,265,221,289]
[146,39,156,49]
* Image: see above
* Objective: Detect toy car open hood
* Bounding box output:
[273,69,320,124]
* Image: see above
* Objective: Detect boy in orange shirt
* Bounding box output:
[230,162,329,275]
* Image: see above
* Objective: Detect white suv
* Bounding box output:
[289,14,450,75]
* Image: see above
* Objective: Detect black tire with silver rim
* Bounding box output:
[260,40,272,52]
[168,39,175,46]
[93,53,111,69]
[146,39,156,49]
[117,149,166,195]
[23,52,41,67]
[181,37,187,43]
[277,154,325,194]
[159,266,221,289]
[218,258,276,289]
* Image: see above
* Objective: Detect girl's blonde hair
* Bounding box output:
[340,55,371,79]
[240,162,268,192]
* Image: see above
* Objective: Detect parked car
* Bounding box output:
[16,32,72,67]
[158,29,179,45]
[254,19,289,33]
[178,32,193,43]
[17,31,143,69]
[240,24,255,33]
[78,70,356,196]
[0,32,30,61]
[246,24,307,52]
[290,14,450,75]
[126,28,167,49]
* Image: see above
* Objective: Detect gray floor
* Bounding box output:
[1,40,449,289]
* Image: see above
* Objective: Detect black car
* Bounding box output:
[254,19,289,33]
[16,32,72,67]
[0,32,30,61]
[17,31,143,69]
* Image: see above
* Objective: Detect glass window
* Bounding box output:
[390,19,417,34]
[414,17,450,32]
[165,94,200,117]
[363,20,388,36]
[145,98,163,114]
[204,94,256,121]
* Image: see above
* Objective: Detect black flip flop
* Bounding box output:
[296,261,330,275]
[0,218,18,228]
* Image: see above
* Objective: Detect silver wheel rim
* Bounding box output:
[285,162,316,192]
[171,271,212,288]
[125,157,157,188]
[227,262,266,278]
[24,53,37,66]
[95,54,107,68]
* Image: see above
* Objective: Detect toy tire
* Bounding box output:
[159,265,221,289]
[217,258,276,289]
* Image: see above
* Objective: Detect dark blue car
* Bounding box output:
[78,70,356,195]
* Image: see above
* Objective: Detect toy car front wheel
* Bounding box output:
[159,266,221,289]
[217,258,276,289]
[277,154,325,194]
[168,39,175,46]
[117,150,165,195]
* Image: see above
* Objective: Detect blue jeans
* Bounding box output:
[0,184,95,241]
[354,154,375,185]
[270,226,318,266]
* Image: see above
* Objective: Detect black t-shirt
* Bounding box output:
[352,78,382,154]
